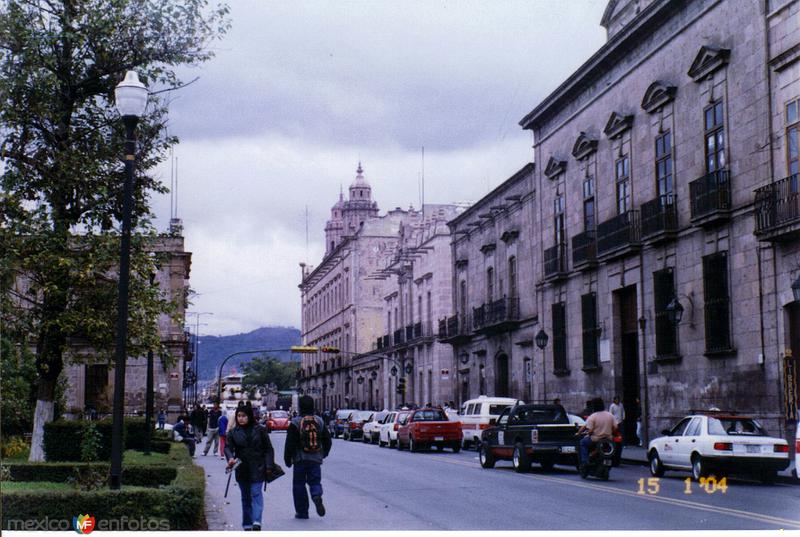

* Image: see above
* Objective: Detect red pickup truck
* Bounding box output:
[397,408,463,453]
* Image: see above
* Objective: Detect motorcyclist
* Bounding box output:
[576,397,618,470]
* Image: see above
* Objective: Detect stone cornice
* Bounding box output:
[603,112,634,139]
[641,81,677,113]
[544,156,567,180]
[687,46,730,82]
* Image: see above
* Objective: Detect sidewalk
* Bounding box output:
[619,445,797,484]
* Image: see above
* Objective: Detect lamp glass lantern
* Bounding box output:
[357,376,365,385]
[404,363,413,375]
[114,71,148,117]
[370,370,378,380]
[390,365,398,377]
[535,329,549,350]
[666,297,684,324]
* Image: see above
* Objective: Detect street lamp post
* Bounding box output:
[535,329,549,403]
[110,71,148,490]
[144,269,157,457]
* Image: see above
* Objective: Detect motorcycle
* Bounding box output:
[578,435,616,480]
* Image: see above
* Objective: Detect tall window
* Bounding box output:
[704,100,726,173]
[580,293,599,368]
[653,268,678,357]
[702,252,731,352]
[508,257,517,298]
[615,155,630,214]
[426,291,432,328]
[552,302,568,372]
[554,194,565,244]
[418,296,422,326]
[486,267,494,302]
[583,176,595,231]
[655,131,673,201]
[459,280,467,319]
[787,99,799,175]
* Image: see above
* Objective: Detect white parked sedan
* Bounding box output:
[362,410,390,444]
[378,411,409,448]
[647,413,790,483]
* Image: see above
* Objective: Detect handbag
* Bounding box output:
[263,463,285,483]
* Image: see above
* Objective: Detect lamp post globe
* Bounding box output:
[390,366,398,377]
[666,297,684,325]
[115,71,148,117]
[535,329,549,350]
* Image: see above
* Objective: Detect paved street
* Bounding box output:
[196,432,800,531]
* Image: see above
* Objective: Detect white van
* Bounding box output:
[458,396,522,449]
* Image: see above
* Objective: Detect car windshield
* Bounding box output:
[488,404,512,415]
[708,417,768,436]
[270,411,288,419]
[413,410,446,422]
[356,411,373,421]
[374,411,389,422]
[514,407,569,424]
[336,410,354,419]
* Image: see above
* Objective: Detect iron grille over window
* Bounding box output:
[581,293,599,368]
[702,252,731,353]
[654,268,678,357]
[552,302,568,372]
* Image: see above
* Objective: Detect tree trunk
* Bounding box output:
[29,378,56,461]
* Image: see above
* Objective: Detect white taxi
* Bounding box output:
[647,413,790,483]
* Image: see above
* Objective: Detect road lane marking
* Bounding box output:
[416,454,800,529]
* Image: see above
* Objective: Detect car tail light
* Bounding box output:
[394,424,399,431]
[773,444,789,453]
[796,440,800,453]
[349,422,357,429]
[479,423,490,430]
[713,442,733,451]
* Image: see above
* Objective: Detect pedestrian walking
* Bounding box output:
[157,407,166,430]
[190,405,204,442]
[224,402,275,531]
[203,402,223,456]
[609,396,625,439]
[173,415,196,458]
[201,405,209,437]
[284,395,331,520]
[219,410,229,459]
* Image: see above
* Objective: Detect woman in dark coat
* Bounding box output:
[224,402,275,531]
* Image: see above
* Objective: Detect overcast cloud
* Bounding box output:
[151,0,607,336]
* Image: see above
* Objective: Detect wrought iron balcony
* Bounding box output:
[640,194,678,242]
[393,328,405,346]
[473,297,521,334]
[543,243,569,281]
[472,305,486,330]
[754,174,800,241]
[572,230,597,271]
[597,210,641,260]
[382,335,390,349]
[405,324,415,342]
[690,169,731,226]
[438,318,447,337]
[376,337,384,350]
[438,313,472,343]
[413,322,423,339]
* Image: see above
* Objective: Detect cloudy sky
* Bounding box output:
[151,0,608,336]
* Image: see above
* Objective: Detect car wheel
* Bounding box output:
[474,439,482,452]
[409,436,418,452]
[540,460,555,472]
[397,438,404,451]
[452,443,461,453]
[512,443,530,473]
[649,451,665,477]
[479,444,495,469]
[691,454,707,481]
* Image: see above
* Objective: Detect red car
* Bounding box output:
[397,408,462,452]
[265,410,290,431]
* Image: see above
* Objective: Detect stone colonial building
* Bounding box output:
[439,164,539,406]
[298,164,423,410]
[62,224,192,421]
[515,0,799,443]
[353,204,462,410]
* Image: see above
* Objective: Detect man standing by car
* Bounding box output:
[577,398,617,470]
[284,395,332,520]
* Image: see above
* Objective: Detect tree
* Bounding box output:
[241,357,300,394]
[0,0,230,461]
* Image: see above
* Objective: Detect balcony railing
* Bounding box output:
[438,313,472,342]
[382,334,390,349]
[472,305,486,330]
[754,174,800,240]
[597,210,641,259]
[438,318,447,337]
[393,328,404,346]
[640,194,678,241]
[572,230,597,271]
[405,324,415,342]
[413,322,423,339]
[544,243,568,281]
[376,336,384,350]
[690,169,731,225]
[473,297,520,332]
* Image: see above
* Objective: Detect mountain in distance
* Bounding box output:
[193,326,301,381]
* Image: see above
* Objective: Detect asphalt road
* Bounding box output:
[197,432,800,531]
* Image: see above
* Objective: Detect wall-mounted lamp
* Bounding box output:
[666,292,695,327]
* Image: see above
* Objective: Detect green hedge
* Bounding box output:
[1,444,205,531]
[43,418,167,461]
[1,462,177,487]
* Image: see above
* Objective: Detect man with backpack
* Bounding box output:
[284,395,332,519]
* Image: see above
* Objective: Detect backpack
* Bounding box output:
[299,415,321,453]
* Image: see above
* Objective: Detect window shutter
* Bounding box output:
[653,269,677,357]
[552,302,568,372]
[581,293,599,368]
[703,252,731,352]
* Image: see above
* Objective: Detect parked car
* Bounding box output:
[647,413,790,483]
[397,408,463,452]
[378,411,409,448]
[479,404,579,472]
[362,410,390,444]
[331,409,359,438]
[265,410,290,432]
[459,396,521,450]
[343,410,374,441]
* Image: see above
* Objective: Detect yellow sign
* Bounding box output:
[290,346,318,354]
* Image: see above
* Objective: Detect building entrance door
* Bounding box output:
[617,285,640,445]
[787,302,799,421]
[496,353,509,397]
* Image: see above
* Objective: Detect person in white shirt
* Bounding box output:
[609,396,625,438]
